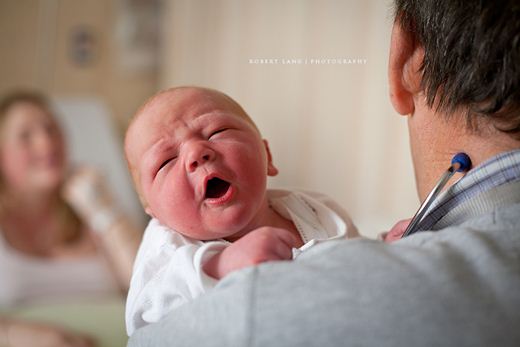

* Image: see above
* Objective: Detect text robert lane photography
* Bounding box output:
[248,58,367,65]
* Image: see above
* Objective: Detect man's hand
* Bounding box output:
[203,227,297,280]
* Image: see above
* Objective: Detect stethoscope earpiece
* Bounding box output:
[451,152,472,173]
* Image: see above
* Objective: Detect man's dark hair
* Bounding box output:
[394,0,520,138]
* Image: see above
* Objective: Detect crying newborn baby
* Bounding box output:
[123,86,358,335]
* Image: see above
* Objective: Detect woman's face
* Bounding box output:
[0,102,67,194]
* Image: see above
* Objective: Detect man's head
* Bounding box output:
[393,0,520,136]
[125,87,278,240]
[389,0,520,199]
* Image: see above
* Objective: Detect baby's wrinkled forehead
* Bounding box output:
[125,87,259,165]
[141,88,257,133]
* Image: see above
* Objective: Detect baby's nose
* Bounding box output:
[187,144,215,172]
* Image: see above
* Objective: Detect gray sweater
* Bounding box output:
[129,155,520,347]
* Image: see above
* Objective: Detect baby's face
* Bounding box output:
[126,88,277,240]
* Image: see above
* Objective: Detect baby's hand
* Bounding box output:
[203,227,296,280]
[383,218,412,243]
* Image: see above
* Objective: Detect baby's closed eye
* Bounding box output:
[208,128,230,139]
[158,156,177,172]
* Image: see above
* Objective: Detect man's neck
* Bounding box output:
[410,109,520,201]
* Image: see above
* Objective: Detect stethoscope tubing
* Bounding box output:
[401,153,472,238]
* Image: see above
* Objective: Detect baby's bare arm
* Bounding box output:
[203,227,296,280]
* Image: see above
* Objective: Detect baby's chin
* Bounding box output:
[185,226,245,242]
[179,219,252,242]
[165,203,263,241]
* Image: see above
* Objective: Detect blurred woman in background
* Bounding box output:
[0,91,141,347]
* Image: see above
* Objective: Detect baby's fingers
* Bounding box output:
[272,237,294,260]
[274,228,298,250]
[384,218,412,243]
[248,227,296,261]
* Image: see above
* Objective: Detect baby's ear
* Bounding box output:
[263,139,279,176]
[144,206,156,218]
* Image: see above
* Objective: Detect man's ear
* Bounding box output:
[263,139,279,176]
[388,20,424,115]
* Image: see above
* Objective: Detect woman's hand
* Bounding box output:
[62,166,142,289]
[62,167,120,232]
[5,320,96,347]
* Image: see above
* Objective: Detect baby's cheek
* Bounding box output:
[165,190,195,222]
[157,199,201,235]
[229,146,267,175]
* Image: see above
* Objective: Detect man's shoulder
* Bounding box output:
[245,221,520,346]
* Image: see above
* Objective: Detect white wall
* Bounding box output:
[158,0,419,237]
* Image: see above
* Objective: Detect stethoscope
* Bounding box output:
[401,152,472,238]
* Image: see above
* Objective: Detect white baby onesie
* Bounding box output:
[125,189,357,335]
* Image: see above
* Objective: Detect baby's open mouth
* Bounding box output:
[205,177,231,199]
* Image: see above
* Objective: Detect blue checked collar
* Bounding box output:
[415,149,520,232]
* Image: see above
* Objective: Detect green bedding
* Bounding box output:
[5,296,127,347]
